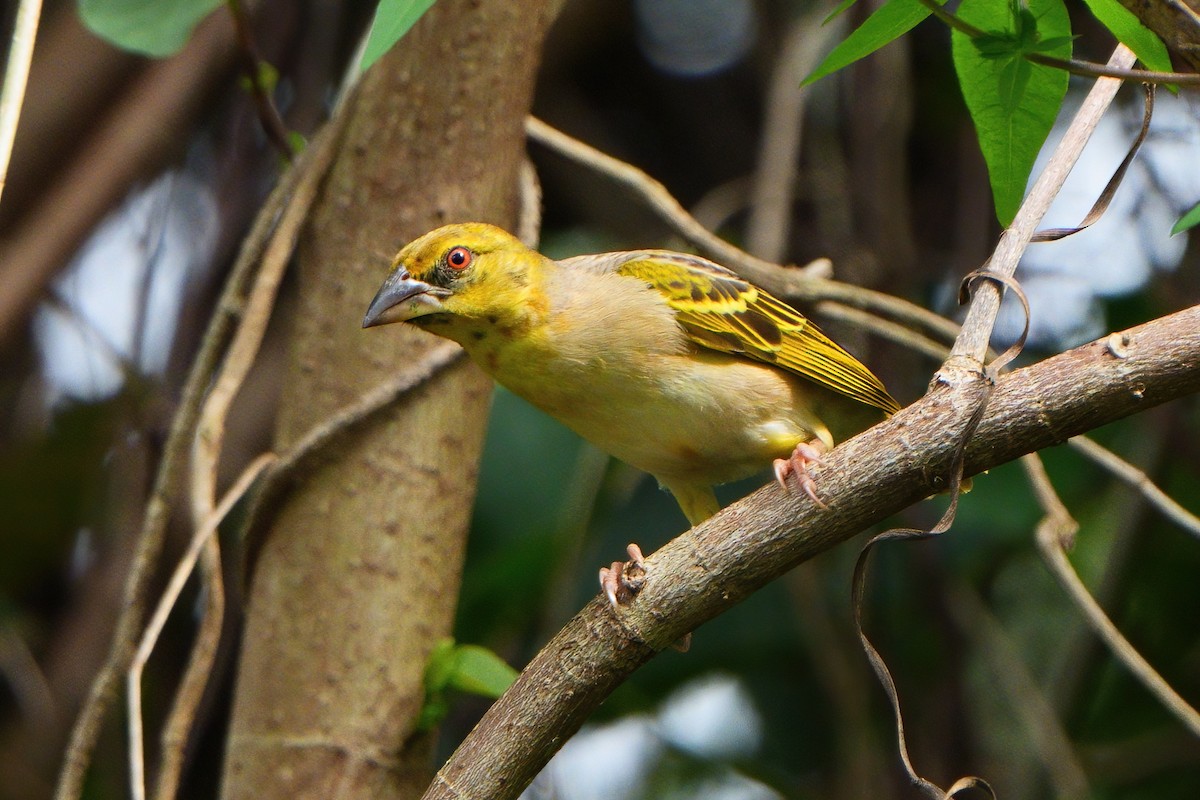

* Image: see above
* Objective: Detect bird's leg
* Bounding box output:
[773,438,829,509]
[599,543,646,607]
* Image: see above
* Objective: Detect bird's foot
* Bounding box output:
[773,439,829,509]
[598,543,693,652]
[599,543,646,607]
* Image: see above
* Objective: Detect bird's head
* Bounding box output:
[362,223,542,335]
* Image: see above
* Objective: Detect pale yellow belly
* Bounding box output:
[486,345,836,488]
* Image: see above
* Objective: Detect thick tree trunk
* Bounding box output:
[220,3,557,798]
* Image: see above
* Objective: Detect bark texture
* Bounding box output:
[220,2,557,798]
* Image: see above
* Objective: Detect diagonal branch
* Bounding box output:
[1068,435,1200,541]
[525,115,962,351]
[1023,454,1200,737]
[422,304,1200,800]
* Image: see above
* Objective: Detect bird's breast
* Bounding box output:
[473,330,825,487]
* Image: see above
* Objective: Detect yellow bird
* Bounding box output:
[363,224,898,592]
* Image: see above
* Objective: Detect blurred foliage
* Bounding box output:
[0,401,113,598]
[77,0,224,57]
[2,1,1199,799]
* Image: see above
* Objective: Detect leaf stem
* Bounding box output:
[915,0,1199,85]
[225,0,295,160]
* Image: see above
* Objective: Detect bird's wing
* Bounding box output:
[566,250,899,415]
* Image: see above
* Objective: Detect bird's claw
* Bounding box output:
[599,543,646,607]
[598,543,694,652]
[773,440,829,509]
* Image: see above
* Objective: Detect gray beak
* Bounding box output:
[362,270,447,328]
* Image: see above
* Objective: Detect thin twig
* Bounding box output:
[1022,454,1200,737]
[189,103,340,532]
[272,343,463,486]
[525,115,961,348]
[950,45,1137,364]
[525,115,787,281]
[857,45,1132,796]
[1044,420,1162,719]
[151,537,223,800]
[0,0,43,207]
[224,0,294,160]
[525,115,813,286]
[946,582,1090,800]
[746,9,845,262]
[939,41,1200,739]
[128,455,275,800]
[1025,53,1200,86]
[1068,435,1200,541]
[517,158,542,248]
[145,110,346,800]
[816,302,950,363]
[54,105,345,800]
[807,280,965,350]
[56,191,270,800]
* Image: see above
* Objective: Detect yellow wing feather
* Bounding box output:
[611,252,901,415]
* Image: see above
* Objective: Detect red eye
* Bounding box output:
[446,246,473,270]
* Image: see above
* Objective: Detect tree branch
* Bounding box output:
[422,304,1200,800]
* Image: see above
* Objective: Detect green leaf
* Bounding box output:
[1013,6,1038,46]
[416,697,450,731]
[78,0,223,57]
[423,638,458,694]
[361,0,437,73]
[1080,0,1172,74]
[236,60,279,95]
[951,0,1071,225]
[803,0,947,86]
[286,131,308,155]
[973,31,1021,58]
[823,0,863,25]
[1029,35,1077,54]
[1171,201,1200,235]
[444,645,518,697]
[417,639,517,731]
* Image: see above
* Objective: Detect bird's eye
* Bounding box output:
[446,246,473,270]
